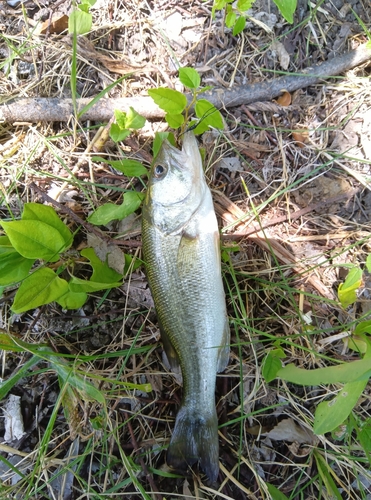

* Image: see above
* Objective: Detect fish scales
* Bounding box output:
[142,132,230,482]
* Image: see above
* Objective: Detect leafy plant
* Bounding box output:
[0,202,132,312]
[262,257,371,435]
[212,0,297,34]
[68,0,97,35]
[148,66,223,136]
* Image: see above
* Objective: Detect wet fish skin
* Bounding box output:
[141,132,230,482]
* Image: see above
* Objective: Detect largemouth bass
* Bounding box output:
[141,132,230,481]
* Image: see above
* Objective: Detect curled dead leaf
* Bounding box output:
[292,130,309,147]
[276,91,292,107]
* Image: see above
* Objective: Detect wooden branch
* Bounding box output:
[0,43,370,123]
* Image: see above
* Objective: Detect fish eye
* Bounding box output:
[154,164,166,177]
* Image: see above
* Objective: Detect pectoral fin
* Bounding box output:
[217,315,230,373]
[158,316,181,374]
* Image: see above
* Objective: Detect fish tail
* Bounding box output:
[167,405,219,482]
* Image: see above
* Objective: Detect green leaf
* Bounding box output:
[0,245,35,286]
[12,268,69,313]
[355,320,371,336]
[148,88,187,114]
[225,10,236,28]
[109,124,131,142]
[81,247,123,283]
[193,99,224,134]
[276,357,371,385]
[358,420,371,454]
[114,109,127,129]
[69,276,121,293]
[124,107,146,129]
[88,191,144,225]
[22,203,73,249]
[338,266,362,308]
[56,288,88,309]
[262,348,285,383]
[233,15,246,35]
[272,0,296,23]
[2,220,68,261]
[266,483,290,500]
[178,67,201,89]
[236,0,253,10]
[313,379,368,434]
[68,9,92,35]
[366,254,371,273]
[165,113,184,129]
[153,132,170,158]
[92,157,147,177]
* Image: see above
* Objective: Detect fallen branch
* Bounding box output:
[0,44,370,123]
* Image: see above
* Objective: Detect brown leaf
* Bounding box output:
[292,130,309,147]
[276,91,292,106]
[35,14,69,35]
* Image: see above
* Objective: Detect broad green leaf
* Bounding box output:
[12,268,69,313]
[313,379,368,434]
[22,203,73,249]
[124,253,142,274]
[88,191,144,225]
[272,0,296,23]
[165,113,184,129]
[262,348,285,383]
[0,332,48,353]
[109,124,131,142]
[194,99,224,134]
[148,88,187,114]
[266,483,289,500]
[153,132,169,158]
[68,9,92,34]
[56,288,88,309]
[82,0,97,6]
[124,107,146,129]
[355,320,371,335]
[2,220,67,261]
[69,276,121,293]
[366,254,371,273]
[92,157,147,177]
[114,109,127,129]
[178,67,201,89]
[81,247,123,283]
[0,246,34,286]
[152,132,177,158]
[237,0,253,10]
[276,358,371,385]
[338,266,362,308]
[358,420,371,454]
[314,451,343,500]
[225,10,236,28]
[233,15,246,35]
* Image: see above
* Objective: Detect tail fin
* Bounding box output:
[167,405,219,482]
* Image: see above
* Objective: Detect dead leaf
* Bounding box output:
[262,418,316,444]
[35,14,69,35]
[276,91,292,106]
[292,130,309,147]
[271,40,290,70]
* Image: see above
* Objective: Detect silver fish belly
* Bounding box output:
[142,132,230,482]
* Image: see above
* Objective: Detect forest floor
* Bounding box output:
[1,0,371,499]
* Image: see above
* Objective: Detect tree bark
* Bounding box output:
[0,43,370,123]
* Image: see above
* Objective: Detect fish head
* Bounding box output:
[143,133,206,234]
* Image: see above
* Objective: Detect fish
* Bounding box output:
[141,132,230,482]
